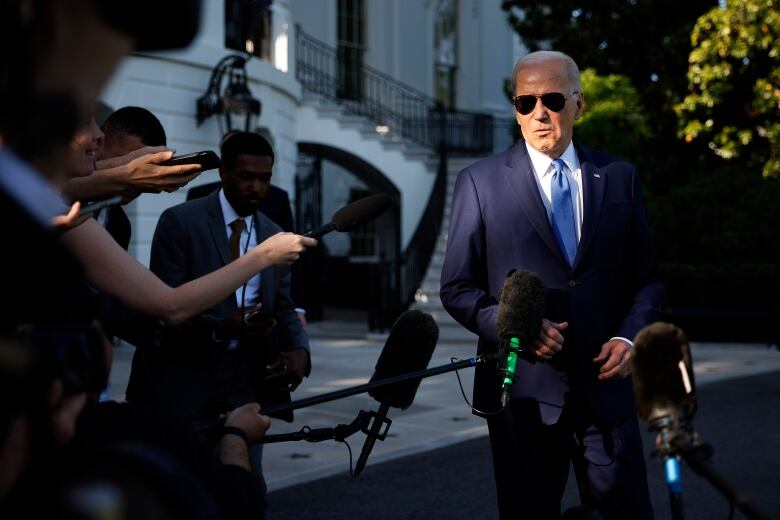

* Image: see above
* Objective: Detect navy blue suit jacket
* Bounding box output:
[440,140,662,424]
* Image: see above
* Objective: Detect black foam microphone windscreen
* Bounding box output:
[632,322,697,424]
[304,193,393,239]
[495,270,546,342]
[331,194,393,232]
[368,310,439,410]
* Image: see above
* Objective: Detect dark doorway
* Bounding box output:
[295,143,401,328]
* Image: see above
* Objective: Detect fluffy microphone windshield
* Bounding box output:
[331,194,392,232]
[632,322,697,423]
[368,310,439,410]
[495,270,546,342]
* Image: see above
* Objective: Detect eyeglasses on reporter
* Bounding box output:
[512,91,579,115]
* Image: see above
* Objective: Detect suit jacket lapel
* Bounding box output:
[503,142,569,267]
[254,211,275,307]
[206,191,232,266]
[572,142,605,271]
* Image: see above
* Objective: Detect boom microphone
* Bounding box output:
[355,310,439,475]
[632,322,696,520]
[495,270,546,408]
[632,322,697,427]
[304,193,392,239]
[632,323,771,520]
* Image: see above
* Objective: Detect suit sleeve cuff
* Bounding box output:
[610,336,633,348]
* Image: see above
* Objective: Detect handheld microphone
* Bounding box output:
[304,193,392,239]
[354,309,439,475]
[495,270,546,408]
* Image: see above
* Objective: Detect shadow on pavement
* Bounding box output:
[268,370,780,519]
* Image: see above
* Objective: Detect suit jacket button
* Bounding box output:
[568,280,577,287]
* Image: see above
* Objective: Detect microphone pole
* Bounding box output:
[262,356,484,417]
[354,402,389,475]
[681,444,771,520]
[191,356,488,437]
[652,414,686,520]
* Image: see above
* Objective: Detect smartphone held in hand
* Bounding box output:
[159,150,221,171]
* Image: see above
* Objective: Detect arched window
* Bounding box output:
[225,0,273,60]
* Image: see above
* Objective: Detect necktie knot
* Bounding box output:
[230,218,247,234]
[552,158,566,176]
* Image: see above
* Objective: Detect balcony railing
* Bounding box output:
[296,25,495,155]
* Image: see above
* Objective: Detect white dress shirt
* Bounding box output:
[219,189,261,307]
[525,140,583,241]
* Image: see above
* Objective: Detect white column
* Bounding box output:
[271,0,291,74]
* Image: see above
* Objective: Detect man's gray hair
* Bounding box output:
[511,51,581,95]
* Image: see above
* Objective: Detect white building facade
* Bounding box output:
[100,0,523,316]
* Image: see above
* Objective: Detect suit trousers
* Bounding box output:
[487,391,653,520]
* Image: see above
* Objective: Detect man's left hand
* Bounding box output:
[266,348,309,391]
[593,339,632,380]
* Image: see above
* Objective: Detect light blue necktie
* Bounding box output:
[550,158,577,266]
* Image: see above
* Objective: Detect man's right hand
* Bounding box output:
[531,319,568,360]
[215,305,277,339]
[224,402,271,445]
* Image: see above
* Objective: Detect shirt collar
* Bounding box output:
[524,140,580,177]
[218,188,253,229]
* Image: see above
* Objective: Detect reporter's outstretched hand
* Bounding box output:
[255,232,317,265]
[119,150,203,193]
[95,145,171,170]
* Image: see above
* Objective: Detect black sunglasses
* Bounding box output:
[512,92,578,115]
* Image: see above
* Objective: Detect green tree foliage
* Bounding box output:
[675,0,780,177]
[574,69,652,161]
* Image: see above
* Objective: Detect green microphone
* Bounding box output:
[495,270,546,408]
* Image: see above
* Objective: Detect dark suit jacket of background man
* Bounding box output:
[187,181,304,307]
[440,139,663,425]
[187,182,294,232]
[104,205,131,251]
[126,189,310,421]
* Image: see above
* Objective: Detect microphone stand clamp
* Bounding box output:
[257,409,392,445]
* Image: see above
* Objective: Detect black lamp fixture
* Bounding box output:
[196,54,261,134]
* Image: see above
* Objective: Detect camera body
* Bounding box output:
[20,325,108,394]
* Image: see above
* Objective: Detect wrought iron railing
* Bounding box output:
[296,25,495,155]
[398,113,449,308]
